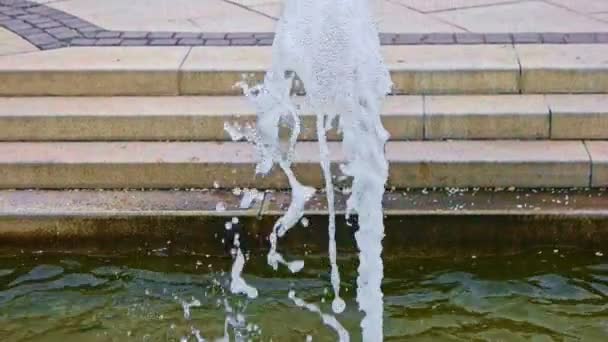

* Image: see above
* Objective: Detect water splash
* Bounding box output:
[288,290,350,341]
[229,234,258,299]
[240,0,391,339]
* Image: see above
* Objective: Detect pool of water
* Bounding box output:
[0,247,606,341]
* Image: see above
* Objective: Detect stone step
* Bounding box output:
[1,45,607,96]
[2,94,607,141]
[2,189,607,255]
[0,140,600,189]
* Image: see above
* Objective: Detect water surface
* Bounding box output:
[0,248,606,341]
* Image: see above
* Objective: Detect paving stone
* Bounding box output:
[70,38,97,46]
[19,27,43,35]
[513,33,542,44]
[425,95,549,139]
[517,44,608,93]
[422,33,455,44]
[586,141,608,187]
[148,32,174,39]
[150,38,177,46]
[120,31,147,39]
[547,95,608,139]
[394,34,424,44]
[39,41,66,49]
[62,18,91,29]
[24,32,56,45]
[95,31,120,38]
[205,39,229,46]
[36,20,61,29]
[257,38,273,46]
[226,32,254,39]
[455,33,485,44]
[178,38,204,46]
[120,39,148,46]
[95,38,122,46]
[380,34,396,45]
[596,33,608,43]
[202,32,226,40]
[230,38,257,46]
[253,32,274,39]
[174,32,201,39]
[484,33,512,44]
[46,26,79,39]
[541,33,565,43]
[3,19,32,30]
[564,33,596,43]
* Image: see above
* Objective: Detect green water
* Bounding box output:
[0,248,606,341]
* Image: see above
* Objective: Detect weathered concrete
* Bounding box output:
[547,95,608,139]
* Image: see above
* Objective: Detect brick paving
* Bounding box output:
[1,0,608,50]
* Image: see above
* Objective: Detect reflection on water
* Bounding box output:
[0,249,606,341]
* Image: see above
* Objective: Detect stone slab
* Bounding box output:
[517,44,608,93]
[0,141,591,189]
[385,45,520,94]
[425,95,549,139]
[181,45,520,95]
[0,96,422,141]
[586,141,608,187]
[547,95,608,139]
[179,46,268,95]
[5,45,606,96]
[393,0,520,12]
[0,46,189,96]
[0,189,262,217]
[433,1,608,33]
[386,140,591,188]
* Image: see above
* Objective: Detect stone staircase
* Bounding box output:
[0,44,607,190]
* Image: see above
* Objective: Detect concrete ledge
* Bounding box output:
[0,141,592,189]
[0,95,423,141]
[386,140,590,188]
[0,45,607,95]
[517,44,608,93]
[0,189,606,256]
[424,95,549,139]
[586,141,608,187]
[0,47,188,96]
[5,94,606,141]
[547,95,608,139]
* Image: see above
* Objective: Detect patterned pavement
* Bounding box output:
[1,0,608,50]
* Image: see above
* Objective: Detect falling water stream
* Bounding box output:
[230,0,392,340]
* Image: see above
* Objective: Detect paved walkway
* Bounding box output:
[2,0,608,52]
[30,0,608,33]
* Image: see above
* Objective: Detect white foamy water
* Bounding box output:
[230,234,258,299]
[235,0,391,340]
